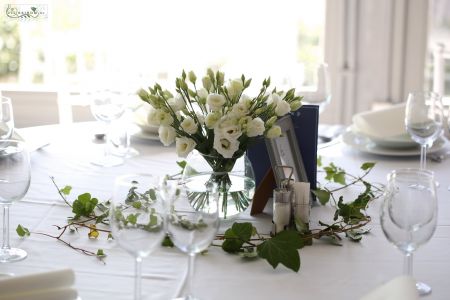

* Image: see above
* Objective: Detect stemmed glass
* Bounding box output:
[167,183,219,300]
[110,174,166,300]
[90,89,126,167]
[0,140,31,262]
[0,97,14,140]
[380,168,438,295]
[405,91,443,170]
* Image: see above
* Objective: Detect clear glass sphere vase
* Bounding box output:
[181,150,256,219]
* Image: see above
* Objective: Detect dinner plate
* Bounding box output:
[342,130,447,157]
[350,125,416,149]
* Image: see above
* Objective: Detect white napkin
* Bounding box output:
[359,276,419,300]
[352,103,407,140]
[0,269,77,300]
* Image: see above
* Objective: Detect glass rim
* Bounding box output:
[387,168,435,181]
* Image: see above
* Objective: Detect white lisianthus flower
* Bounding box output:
[181,117,198,134]
[275,100,291,116]
[205,111,222,129]
[213,134,239,158]
[158,126,176,146]
[246,117,265,137]
[147,108,160,126]
[175,137,196,158]
[231,102,248,117]
[207,93,226,111]
[197,88,209,100]
[265,125,282,138]
[227,79,244,99]
[158,110,174,126]
[215,115,242,140]
[167,94,185,111]
[267,93,282,105]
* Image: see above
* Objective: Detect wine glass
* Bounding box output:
[380,168,438,296]
[0,97,14,140]
[405,91,443,170]
[110,174,166,300]
[167,183,219,299]
[90,89,126,167]
[0,140,31,262]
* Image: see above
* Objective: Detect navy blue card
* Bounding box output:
[247,104,319,192]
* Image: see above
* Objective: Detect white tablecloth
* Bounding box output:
[1,123,450,300]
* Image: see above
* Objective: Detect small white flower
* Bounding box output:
[167,94,186,111]
[147,108,160,126]
[197,88,208,100]
[231,102,248,117]
[181,117,198,134]
[246,117,265,137]
[207,93,226,111]
[213,134,239,158]
[267,93,282,105]
[158,126,176,146]
[157,110,174,126]
[275,100,291,116]
[205,111,222,129]
[176,137,196,158]
[227,79,244,99]
[215,115,242,140]
[266,125,282,138]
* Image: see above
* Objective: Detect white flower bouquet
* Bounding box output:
[138,69,302,217]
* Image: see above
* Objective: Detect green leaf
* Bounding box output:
[96,249,106,257]
[317,155,322,167]
[361,162,376,171]
[72,193,98,218]
[60,185,72,195]
[107,233,114,240]
[311,189,331,205]
[132,201,142,209]
[162,235,174,247]
[126,213,139,225]
[222,222,253,253]
[257,230,303,272]
[177,160,187,169]
[16,224,30,237]
[148,189,156,201]
[333,172,346,185]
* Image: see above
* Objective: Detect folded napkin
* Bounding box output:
[352,103,407,139]
[359,276,419,300]
[0,269,77,300]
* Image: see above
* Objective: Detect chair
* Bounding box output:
[1,90,60,128]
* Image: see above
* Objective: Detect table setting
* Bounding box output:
[1,71,450,300]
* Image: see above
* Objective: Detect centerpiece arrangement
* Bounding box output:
[138,69,302,218]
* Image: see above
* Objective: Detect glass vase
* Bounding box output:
[182,150,256,219]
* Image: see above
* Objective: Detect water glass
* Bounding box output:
[90,90,125,167]
[110,174,166,300]
[0,140,31,262]
[0,97,14,140]
[405,91,443,169]
[380,168,438,295]
[167,183,219,299]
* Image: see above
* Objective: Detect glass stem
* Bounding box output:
[185,253,196,298]
[420,144,427,169]
[2,205,10,250]
[134,256,142,300]
[404,252,413,277]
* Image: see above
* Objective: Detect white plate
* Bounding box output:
[342,130,447,157]
[350,125,416,149]
[132,130,161,141]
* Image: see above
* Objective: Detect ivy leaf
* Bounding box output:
[132,201,142,209]
[333,172,346,185]
[311,189,330,205]
[16,224,30,237]
[222,222,253,253]
[126,213,139,225]
[96,249,106,257]
[60,185,72,195]
[257,230,303,272]
[361,162,375,171]
[72,193,98,218]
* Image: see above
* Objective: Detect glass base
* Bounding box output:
[0,248,27,263]
[91,155,124,167]
[416,281,432,296]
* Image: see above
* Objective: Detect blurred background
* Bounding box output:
[0,0,449,126]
